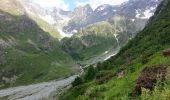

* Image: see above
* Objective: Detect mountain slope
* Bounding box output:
[61,0,170,99]
[18,0,62,39]
[0,0,79,88]
[60,15,130,64]
[59,0,162,66]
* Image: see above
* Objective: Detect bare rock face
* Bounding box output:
[135,65,168,94]
[2,75,18,86]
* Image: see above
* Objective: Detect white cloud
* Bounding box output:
[32,0,129,11]
[32,0,69,10]
[76,0,129,9]
[76,1,89,7]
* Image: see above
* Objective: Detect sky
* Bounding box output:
[32,0,129,11]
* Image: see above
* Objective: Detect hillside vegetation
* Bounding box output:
[61,0,170,99]
[60,15,137,63]
[0,1,79,88]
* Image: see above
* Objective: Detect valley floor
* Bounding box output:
[0,75,77,100]
[0,47,118,100]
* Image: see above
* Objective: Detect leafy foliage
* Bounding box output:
[72,77,83,87]
[84,65,96,81]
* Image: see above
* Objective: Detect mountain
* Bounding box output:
[61,0,170,99]
[0,0,79,88]
[59,0,162,65]
[18,0,62,39]
[60,17,129,63]
[18,0,161,36]
[62,0,162,34]
[0,0,165,91]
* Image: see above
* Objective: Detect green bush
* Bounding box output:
[141,86,170,100]
[72,76,83,87]
[84,65,96,81]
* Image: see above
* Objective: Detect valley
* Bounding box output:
[61,0,170,99]
[1,0,169,100]
[0,49,119,99]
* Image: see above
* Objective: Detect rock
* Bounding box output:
[117,70,125,78]
[2,75,18,86]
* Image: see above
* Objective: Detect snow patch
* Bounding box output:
[102,12,108,16]
[142,9,154,19]
[113,9,117,12]
[58,28,73,38]
[96,5,109,12]
[97,6,105,11]
[72,30,78,33]
[136,10,141,18]
[131,19,135,22]
[136,5,157,19]
[40,15,56,24]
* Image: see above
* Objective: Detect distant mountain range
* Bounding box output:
[18,0,162,36]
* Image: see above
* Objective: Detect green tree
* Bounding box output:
[84,65,96,81]
[72,76,83,87]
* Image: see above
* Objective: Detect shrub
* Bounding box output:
[95,71,115,84]
[163,49,170,57]
[141,86,170,100]
[84,65,96,82]
[72,76,83,87]
[135,65,168,94]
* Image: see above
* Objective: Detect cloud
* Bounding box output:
[76,0,129,9]
[32,0,129,10]
[76,1,89,7]
[32,0,69,10]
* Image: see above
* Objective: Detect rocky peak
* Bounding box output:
[72,4,93,17]
[94,4,113,12]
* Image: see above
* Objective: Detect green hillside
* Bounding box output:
[0,1,79,88]
[60,22,118,61]
[60,15,132,64]
[61,0,170,99]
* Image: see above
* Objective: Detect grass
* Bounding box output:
[61,50,170,100]
[30,15,62,39]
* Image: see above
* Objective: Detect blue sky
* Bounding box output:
[63,0,76,10]
[33,0,129,10]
